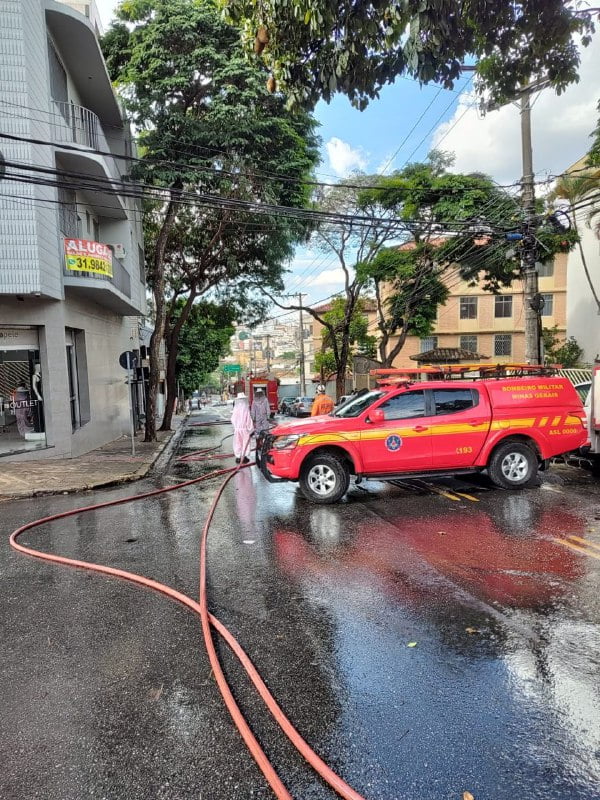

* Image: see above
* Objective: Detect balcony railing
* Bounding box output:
[52,101,122,184]
[63,250,132,299]
[53,101,99,149]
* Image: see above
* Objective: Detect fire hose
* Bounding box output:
[9,420,367,800]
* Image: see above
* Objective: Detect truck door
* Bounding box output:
[428,387,490,467]
[360,389,433,473]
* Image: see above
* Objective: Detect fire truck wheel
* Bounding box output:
[300,452,350,504]
[488,441,538,489]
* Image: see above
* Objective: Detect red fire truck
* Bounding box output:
[233,375,279,417]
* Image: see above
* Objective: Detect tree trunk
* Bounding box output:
[382,327,409,368]
[144,193,179,442]
[160,328,178,432]
[160,288,197,431]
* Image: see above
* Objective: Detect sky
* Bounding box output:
[94,1,600,315]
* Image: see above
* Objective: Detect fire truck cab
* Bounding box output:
[257,373,588,503]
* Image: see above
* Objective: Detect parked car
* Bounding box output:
[291,396,314,417]
[257,377,588,503]
[279,397,299,415]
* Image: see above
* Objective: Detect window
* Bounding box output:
[495,296,513,318]
[48,39,67,103]
[379,391,425,421]
[93,219,100,243]
[57,187,80,237]
[537,261,554,277]
[334,390,384,418]
[433,389,477,415]
[460,335,477,353]
[420,336,438,353]
[459,296,477,319]
[494,334,512,356]
[541,293,553,316]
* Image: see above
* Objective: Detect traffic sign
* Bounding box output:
[223,363,241,373]
[119,350,138,370]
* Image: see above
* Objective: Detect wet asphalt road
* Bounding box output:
[1,411,600,800]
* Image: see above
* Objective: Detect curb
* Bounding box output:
[1,421,188,502]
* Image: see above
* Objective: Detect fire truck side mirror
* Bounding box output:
[368,408,385,424]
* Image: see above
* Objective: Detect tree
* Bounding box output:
[314,297,377,382]
[102,0,319,440]
[357,156,517,365]
[260,174,404,399]
[542,326,584,368]
[589,100,600,167]
[222,0,595,109]
[175,301,236,396]
[359,244,449,366]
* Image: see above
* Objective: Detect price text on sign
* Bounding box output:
[64,238,113,278]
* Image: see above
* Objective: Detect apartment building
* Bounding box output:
[0,0,146,460]
[391,253,567,368]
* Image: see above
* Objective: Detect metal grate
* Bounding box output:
[0,361,30,400]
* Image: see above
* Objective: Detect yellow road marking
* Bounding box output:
[452,490,480,502]
[552,537,600,561]
[422,482,461,501]
[567,535,600,553]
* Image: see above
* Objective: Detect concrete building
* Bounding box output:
[0,0,146,460]
[389,255,566,369]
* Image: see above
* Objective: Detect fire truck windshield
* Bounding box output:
[333,390,385,418]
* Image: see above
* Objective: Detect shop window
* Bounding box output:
[0,329,47,455]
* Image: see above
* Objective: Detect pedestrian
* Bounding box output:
[251,387,271,434]
[231,391,253,464]
[311,384,334,416]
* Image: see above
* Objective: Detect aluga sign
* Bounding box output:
[64,238,113,278]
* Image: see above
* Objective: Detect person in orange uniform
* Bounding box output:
[311,384,334,416]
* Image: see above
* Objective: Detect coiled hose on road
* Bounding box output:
[9,420,367,800]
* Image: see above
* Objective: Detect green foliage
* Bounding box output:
[587,100,600,167]
[101,0,320,291]
[542,327,584,368]
[315,297,376,377]
[221,0,595,109]
[101,0,320,434]
[280,351,297,360]
[175,301,236,395]
[360,159,522,292]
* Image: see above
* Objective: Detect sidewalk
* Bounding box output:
[0,418,185,501]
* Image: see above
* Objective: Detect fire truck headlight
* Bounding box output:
[272,434,301,450]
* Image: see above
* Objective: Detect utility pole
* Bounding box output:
[297,292,307,394]
[266,334,271,372]
[520,88,541,364]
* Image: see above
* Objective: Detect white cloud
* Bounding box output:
[326,137,368,178]
[306,267,354,288]
[431,40,600,186]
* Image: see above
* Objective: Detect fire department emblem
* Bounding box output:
[385,434,402,452]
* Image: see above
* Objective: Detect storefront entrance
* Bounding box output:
[0,327,47,456]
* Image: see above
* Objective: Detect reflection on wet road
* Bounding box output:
[2,415,600,800]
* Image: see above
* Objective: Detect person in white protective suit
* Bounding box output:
[231,392,254,464]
